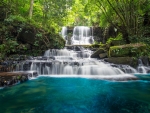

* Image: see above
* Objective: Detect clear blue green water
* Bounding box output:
[0,76,150,113]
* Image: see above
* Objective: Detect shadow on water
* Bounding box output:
[0,77,150,113]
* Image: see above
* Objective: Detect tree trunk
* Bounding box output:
[29,0,34,19]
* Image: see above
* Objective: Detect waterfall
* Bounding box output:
[61,27,67,38]
[61,26,68,44]
[14,26,150,80]
[15,46,138,78]
[137,59,150,73]
[71,26,94,45]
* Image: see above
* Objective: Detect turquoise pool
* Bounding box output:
[0,76,150,113]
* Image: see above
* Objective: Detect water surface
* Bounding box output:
[0,76,150,113]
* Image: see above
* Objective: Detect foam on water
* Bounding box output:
[40,74,137,80]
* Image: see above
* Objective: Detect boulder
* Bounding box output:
[99,53,107,59]
[109,43,147,57]
[0,71,38,87]
[104,57,138,67]
[91,48,105,58]
[0,72,28,87]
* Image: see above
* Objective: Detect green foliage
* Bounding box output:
[130,36,150,45]
[109,43,147,58]
[106,33,123,44]
[90,41,100,48]
[33,40,39,47]
[36,33,42,38]
[0,40,19,58]
[86,0,150,44]
[109,46,130,57]
[1,0,150,58]
[0,44,5,59]
[145,44,150,57]
[4,15,26,24]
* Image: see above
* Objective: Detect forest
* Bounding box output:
[1,1,150,112]
[0,0,150,59]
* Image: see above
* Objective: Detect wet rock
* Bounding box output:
[139,56,149,66]
[99,53,107,59]
[0,71,37,87]
[104,57,138,67]
[91,48,105,58]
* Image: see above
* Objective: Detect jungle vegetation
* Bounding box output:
[0,0,150,58]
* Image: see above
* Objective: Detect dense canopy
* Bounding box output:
[0,0,150,58]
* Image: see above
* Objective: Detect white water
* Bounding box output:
[61,27,68,44]
[15,47,139,81]
[71,26,94,45]
[14,26,150,80]
[137,59,150,73]
[61,26,94,45]
[40,74,136,81]
[61,27,67,38]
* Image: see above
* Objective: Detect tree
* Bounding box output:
[86,0,150,43]
[29,0,34,19]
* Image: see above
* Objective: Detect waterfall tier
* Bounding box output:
[61,26,94,45]
[15,47,138,77]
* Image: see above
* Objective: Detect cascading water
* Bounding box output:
[61,27,67,38]
[71,26,94,45]
[61,26,68,44]
[15,45,140,80]
[14,26,150,80]
[137,59,150,73]
[2,28,150,113]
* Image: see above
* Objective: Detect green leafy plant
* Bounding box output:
[4,15,26,24]
[106,33,123,44]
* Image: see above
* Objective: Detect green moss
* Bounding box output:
[109,43,147,57]
[104,57,138,67]
[106,33,123,45]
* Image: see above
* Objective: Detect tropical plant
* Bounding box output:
[86,0,150,43]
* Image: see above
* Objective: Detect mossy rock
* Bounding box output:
[104,57,138,67]
[110,40,125,46]
[99,43,110,50]
[109,43,147,57]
